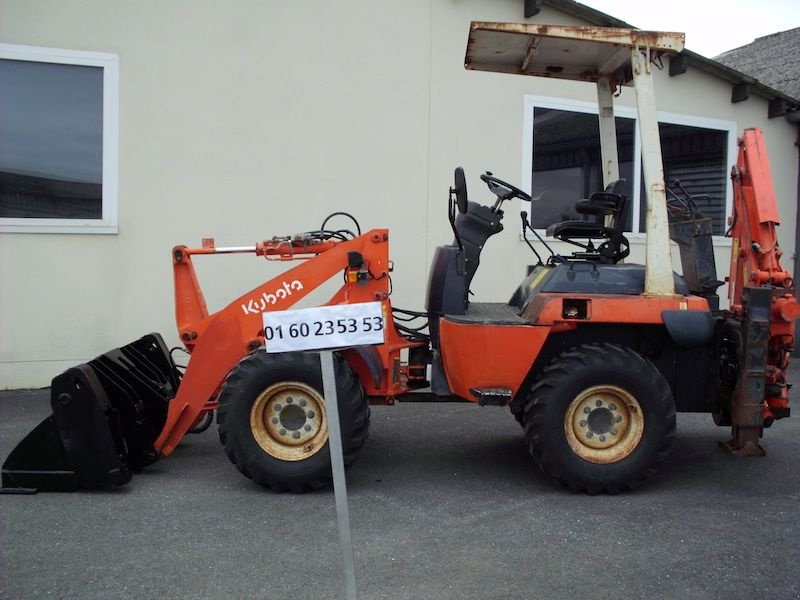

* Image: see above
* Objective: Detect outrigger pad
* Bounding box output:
[1,333,179,493]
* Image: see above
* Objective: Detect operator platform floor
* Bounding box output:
[2,366,800,600]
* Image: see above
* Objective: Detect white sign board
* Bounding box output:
[262,301,385,353]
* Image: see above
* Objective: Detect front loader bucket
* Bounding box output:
[1,333,180,493]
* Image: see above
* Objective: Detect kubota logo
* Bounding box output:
[241,280,304,315]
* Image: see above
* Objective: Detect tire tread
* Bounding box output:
[216,351,369,492]
[523,342,675,494]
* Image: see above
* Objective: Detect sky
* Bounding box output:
[582,0,800,58]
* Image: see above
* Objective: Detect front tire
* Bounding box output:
[523,343,675,493]
[217,351,369,492]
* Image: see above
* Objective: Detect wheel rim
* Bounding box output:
[250,381,328,461]
[564,384,644,464]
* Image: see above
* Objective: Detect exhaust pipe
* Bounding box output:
[1,333,180,493]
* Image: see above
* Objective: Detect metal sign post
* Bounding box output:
[320,350,358,600]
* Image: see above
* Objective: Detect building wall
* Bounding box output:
[1,0,797,388]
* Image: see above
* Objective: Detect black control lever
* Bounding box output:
[520,211,562,264]
[520,211,543,266]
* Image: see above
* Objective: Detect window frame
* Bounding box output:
[0,43,119,234]
[521,94,736,244]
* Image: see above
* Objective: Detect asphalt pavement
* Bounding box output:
[2,375,800,600]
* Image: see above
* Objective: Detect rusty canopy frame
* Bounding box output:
[465,22,686,297]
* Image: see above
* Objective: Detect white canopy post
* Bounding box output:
[596,77,620,188]
[631,46,675,296]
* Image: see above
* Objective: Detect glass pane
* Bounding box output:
[0,59,103,219]
[639,123,728,234]
[530,107,634,231]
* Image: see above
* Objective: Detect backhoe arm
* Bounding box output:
[724,129,800,453]
[728,129,794,310]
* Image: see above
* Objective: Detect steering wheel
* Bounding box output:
[452,167,468,214]
[480,172,531,202]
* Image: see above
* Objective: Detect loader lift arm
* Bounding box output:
[157,229,419,455]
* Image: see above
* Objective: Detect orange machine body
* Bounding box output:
[438,293,710,401]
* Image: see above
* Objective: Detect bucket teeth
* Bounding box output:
[1,333,180,493]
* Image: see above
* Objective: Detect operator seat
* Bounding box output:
[546,179,630,263]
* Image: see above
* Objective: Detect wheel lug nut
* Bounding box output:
[615,415,623,423]
[599,435,606,442]
[609,404,617,411]
[307,411,315,419]
[610,429,618,436]
[279,428,287,436]
[286,397,294,404]
[579,420,587,427]
[304,424,312,432]
[586,431,593,439]
[292,431,301,439]
[271,417,279,424]
[274,404,282,412]
[595,400,602,407]
[583,407,591,414]
[299,399,307,407]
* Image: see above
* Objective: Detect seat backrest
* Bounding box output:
[575,179,627,232]
[604,178,626,196]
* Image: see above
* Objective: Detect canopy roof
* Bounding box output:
[465,22,685,86]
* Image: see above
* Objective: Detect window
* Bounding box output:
[529,107,636,231]
[522,96,736,237]
[0,44,118,233]
[656,121,729,234]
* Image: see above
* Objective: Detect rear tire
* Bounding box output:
[523,343,675,493]
[217,351,369,492]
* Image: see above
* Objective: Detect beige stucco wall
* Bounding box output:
[1,0,797,388]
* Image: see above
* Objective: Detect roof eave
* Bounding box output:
[681,49,799,107]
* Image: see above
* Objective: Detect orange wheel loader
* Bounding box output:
[2,23,797,494]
